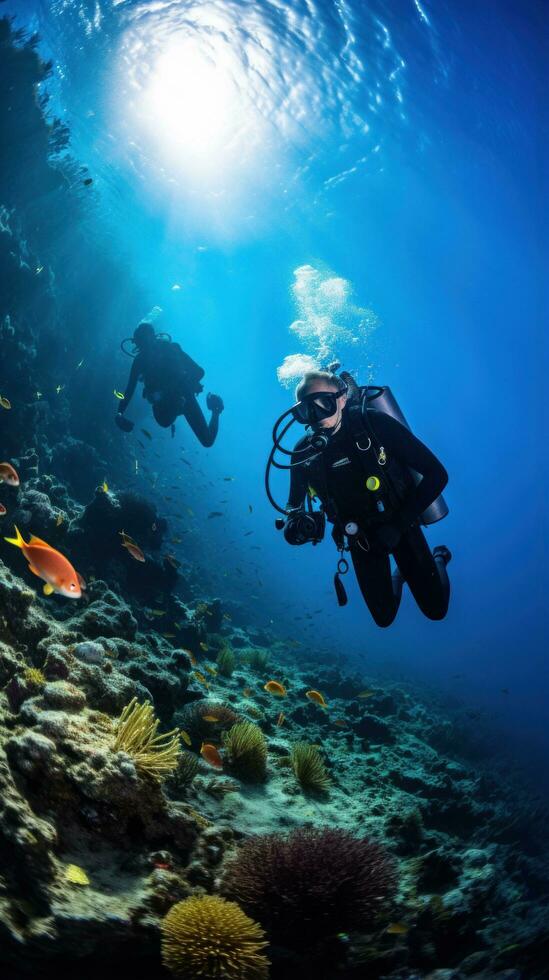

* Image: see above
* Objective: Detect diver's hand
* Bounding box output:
[207,393,224,415]
[115,414,134,433]
[374,523,402,552]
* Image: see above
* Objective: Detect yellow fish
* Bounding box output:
[386,922,409,936]
[305,689,328,708]
[357,689,376,699]
[113,390,125,400]
[205,665,217,676]
[199,642,209,652]
[242,687,251,697]
[0,396,12,410]
[276,711,285,727]
[202,715,220,723]
[102,481,109,493]
[193,671,209,688]
[181,730,192,746]
[264,680,287,697]
[151,610,166,617]
[56,514,64,527]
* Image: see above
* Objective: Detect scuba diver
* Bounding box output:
[265,368,451,627]
[115,322,224,445]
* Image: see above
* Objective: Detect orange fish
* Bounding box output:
[4,526,83,598]
[193,671,209,688]
[200,742,223,769]
[183,650,198,666]
[0,504,6,516]
[276,711,285,727]
[202,714,220,723]
[305,689,328,708]
[119,532,145,562]
[264,680,287,697]
[0,462,19,486]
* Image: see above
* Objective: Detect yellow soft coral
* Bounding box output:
[113,698,180,778]
[161,895,269,980]
[24,667,46,687]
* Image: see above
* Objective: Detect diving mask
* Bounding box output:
[291,386,348,426]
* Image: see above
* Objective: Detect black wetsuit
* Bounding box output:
[118,339,219,446]
[287,407,450,627]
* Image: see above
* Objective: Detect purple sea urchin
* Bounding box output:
[222,826,397,948]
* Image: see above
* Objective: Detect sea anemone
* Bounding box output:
[178,700,240,746]
[290,741,331,794]
[161,895,269,980]
[217,646,236,677]
[244,649,270,672]
[223,721,268,782]
[222,827,397,949]
[113,698,180,778]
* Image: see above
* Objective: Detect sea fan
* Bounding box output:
[222,827,397,949]
[223,722,268,783]
[290,741,330,794]
[161,895,269,980]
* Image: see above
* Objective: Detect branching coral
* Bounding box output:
[223,722,268,783]
[161,895,269,980]
[113,697,180,778]
[222,827,397,949]
[290,741,330,794]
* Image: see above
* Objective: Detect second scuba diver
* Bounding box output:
[116,322,224,445]
[267,369,451,627]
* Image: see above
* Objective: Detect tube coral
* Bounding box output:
[161,895,269,980]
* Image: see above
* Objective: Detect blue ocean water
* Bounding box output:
[2,0,545,785]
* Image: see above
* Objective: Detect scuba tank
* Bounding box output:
[340,373,449,526]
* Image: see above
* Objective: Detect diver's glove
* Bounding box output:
[207,393,224,415]
[373,523,402,552]
[115,414,134,433]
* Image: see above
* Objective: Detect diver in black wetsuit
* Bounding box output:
[274,370,451,627]
[115,322,223,445]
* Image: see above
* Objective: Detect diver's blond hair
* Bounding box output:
[295,371,342,402]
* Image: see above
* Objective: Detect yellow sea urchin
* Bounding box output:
[161,895,269,980]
